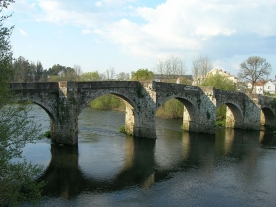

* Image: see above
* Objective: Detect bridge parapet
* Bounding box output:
[10,82,59,90]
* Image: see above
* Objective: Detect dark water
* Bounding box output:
[22,105,276,207]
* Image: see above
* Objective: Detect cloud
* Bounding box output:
[95,1,103,7]
[31,0,276,61]
[19,29,27,36]
[82,29,92,35]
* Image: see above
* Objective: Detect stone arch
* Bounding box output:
[156,95,199,132]
[15,96,56,123]
[260,107,276,127]
[77,89,136,116]
[77,89,138,136]
[216,102,244,129]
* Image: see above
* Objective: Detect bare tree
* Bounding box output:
[238,56,272,93]
[155,55,186,82]
[73,64,82,77]
[192,55,213,85]
[106,67,116,80]
[117,72,130,81]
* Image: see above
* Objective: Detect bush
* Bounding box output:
[119,126,126,134]
[44,131,51,138]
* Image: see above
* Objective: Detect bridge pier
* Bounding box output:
[51,82,78,145]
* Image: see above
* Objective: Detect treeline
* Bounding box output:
[10,56,131,82]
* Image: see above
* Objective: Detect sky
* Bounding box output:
[5,0,276,78]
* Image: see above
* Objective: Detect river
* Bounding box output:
[22,105,276,207]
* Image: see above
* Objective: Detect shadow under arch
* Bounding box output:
[14,97,57,133]
[77,91,138,136]
[156,95,199,132]
[216,102,244,129]
[260,107,276,127]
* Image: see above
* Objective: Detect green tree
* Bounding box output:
[0,1,44,205]
[201,73,237,91]
[79,71,101,81]
[238,56,272,93]
[131,68,154,81]
[202,73,237,126]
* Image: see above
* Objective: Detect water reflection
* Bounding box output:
[38,128,276,201]
[24,106,276,206]
[39,137,156,198]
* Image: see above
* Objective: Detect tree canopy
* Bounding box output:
[131,68,154,81]
[202,73,237,91]
[238,56,272,93]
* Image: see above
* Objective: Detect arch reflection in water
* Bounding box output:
[39,137,156,199]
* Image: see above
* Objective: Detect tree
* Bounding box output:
[117,72,130,81]
[0,1,44,205]
[155,55,186,82]
[131,68,154,81]
[105,67,116,80]
[192,55,213,85]
[79,71,101,81]
[238,56,272,93]
[201,74,237,91]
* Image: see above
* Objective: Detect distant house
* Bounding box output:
[264,81,276,94]
[247,80,276,94]
[247,81,265,94]
[192,69,237,85]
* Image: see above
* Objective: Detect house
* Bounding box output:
[192,69,237,85]
[264,81,276,94]
[247,81,265,94]
[247,80,276,94]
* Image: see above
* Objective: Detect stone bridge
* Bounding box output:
[10,81,276,145]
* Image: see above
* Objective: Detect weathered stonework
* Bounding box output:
[10,81,276,145]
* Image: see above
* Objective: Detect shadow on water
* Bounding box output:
[37,128,276,200]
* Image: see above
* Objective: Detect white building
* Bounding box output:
[247,80,276,94]
[264,81,276,94]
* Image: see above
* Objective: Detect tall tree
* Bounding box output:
[0,1,44,205]
[192,55,213,85]
[238,56,272,93]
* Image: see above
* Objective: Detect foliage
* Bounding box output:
[0,1,44,205]
[131,68,154,81]
[79,71,101,81]
[44,131,51,138]
[90,94,125,111]
[11,56,44,82]
[156,99,183,119]
[216,105,226,126]
[202,73,237,91]
[47,64,80,81]
[119,126,126,134]
[238,56,272,93]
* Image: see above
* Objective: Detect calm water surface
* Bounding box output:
[22,105,276,207]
